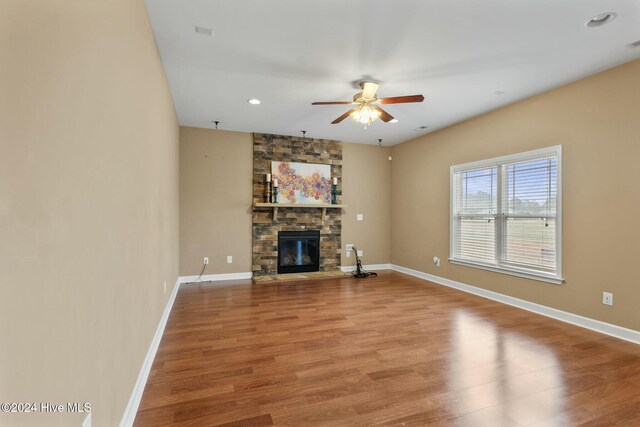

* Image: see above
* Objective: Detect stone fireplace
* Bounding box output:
[252,133,342,277]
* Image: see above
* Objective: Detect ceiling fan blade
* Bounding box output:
[373,106,394,122]
[361,82,379,100]
[331,109,356,124]
[311,101,352,105]
[377,95,425,104]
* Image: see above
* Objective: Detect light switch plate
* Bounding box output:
[357,214,364,221]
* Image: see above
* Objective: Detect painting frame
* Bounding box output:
[271,161,332,204]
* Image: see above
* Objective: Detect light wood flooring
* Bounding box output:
[134,271,640,426]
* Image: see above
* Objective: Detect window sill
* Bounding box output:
[448,259,564,285]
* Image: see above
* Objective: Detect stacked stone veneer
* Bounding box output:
[252,133,342,276]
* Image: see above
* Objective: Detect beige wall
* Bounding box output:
[391,60,640,331]
[179,128,392,275]
[342,143,391,266]
[0,1,179,426]
[179,127,253,276]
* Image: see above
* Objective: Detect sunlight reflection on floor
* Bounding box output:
[448,309,566,425]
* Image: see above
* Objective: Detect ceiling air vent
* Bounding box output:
[413,125,429,131]
[628,40,640,48]
[195,26,213,36]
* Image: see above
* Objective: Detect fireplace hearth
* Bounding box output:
[277,230,320,274]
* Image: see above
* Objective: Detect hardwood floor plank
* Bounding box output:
[134,271,640,426]
[211,413,274,427]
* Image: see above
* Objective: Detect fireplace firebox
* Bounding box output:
[277,230,320,274]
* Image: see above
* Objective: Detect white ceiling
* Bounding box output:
[146,0,640,146]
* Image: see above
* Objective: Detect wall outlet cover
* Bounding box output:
[227,256,233,264]
[357,250,363,257]
[602,292,613,306]
[357,214,364,221]
[203,257,209,265]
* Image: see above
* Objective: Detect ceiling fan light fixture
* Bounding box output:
[350,105,380,125]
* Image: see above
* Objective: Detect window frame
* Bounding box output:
[449,146,563,285]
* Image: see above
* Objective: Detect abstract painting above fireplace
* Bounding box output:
[272,161,332,204]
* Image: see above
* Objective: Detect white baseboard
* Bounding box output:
[390,264,640,345]
[179,272,252,284]
[341,263,391,273]
[119,277,181,427]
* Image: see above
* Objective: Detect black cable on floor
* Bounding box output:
[351,246,377,279]
[198,263,207,282]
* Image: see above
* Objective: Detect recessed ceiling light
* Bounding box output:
[247,98,261,105]
[494,90,506,96]
[389,119,399,123]
[195,26,213,36]
[585,12,617,28]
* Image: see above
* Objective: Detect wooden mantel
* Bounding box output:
[253,202,346,223]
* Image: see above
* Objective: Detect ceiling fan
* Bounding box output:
[312,82,424,126]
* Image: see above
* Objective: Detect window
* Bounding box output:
[450,146,562,284]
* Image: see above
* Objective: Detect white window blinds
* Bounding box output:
[450,146,562,283]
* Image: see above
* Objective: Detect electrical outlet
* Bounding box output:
[357,250,363,257]
[227,256,233,264]
[433,256,440,267]
[203,257,209,265]
[345,244,355,257]
[602,292,613,306]
[357,213,364,221]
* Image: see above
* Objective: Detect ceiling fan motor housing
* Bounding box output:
[353,92,368,103]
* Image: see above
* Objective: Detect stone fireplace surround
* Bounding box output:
[252,133,342,277]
